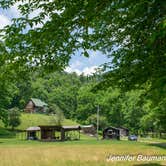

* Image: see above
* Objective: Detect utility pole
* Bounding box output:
[97,105,100,140]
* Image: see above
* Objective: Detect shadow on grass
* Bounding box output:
[133,163,163,166]
[147,143,166,150]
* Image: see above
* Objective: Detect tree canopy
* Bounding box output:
[0,0,165,94]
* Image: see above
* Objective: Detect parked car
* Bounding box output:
[128,135,138,141]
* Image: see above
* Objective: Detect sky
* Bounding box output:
[0,3,110,75]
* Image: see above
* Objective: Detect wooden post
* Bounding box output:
[61,129,65,141]
[25,131,26,140]
[97,105,100,140]
[79,130,80,140]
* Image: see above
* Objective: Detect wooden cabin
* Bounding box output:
[25,98,48,113]
[103,127,120,140]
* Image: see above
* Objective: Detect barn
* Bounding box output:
[25,98,48,113]
[103,127,120,140]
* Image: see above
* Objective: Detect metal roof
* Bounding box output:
[118,126,129,130]
[38,125,81,131]
[62,126,81,130]
[26,126,40,131]
[31,98,48,107]
[104,126,120,131]
[81,125,94,128]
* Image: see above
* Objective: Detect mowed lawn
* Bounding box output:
[0,138,165,166]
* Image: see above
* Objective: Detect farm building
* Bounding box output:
[81,125,96,136]
[118,127,129,136]
[39,125,81,141]
[103,127,120,140]
[26,126,40,140]
[39,125,61,141]
[25,98,48,113]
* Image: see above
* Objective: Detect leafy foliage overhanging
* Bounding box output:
[0,0,165,93]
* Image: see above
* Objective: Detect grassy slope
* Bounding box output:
[0,113,78,130]
[0,113,78,138]
[17,113,78,130]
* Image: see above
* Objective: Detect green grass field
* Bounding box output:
[0,113,78,130]
[0,138,165,166]
[0,113,165,166]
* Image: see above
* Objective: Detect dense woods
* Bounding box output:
[0,70,165,136]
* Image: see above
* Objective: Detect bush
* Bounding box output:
[8,107,21,130]
[87,114,108,130]
[0,127,16,138]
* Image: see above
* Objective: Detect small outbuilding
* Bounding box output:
[81,125,96,136]
[26,126,40,140]
[25,98,48,113]
[103,127,120,140]
[62,126,81,141]
[39,125,81,141]
[39,125,61,141]
[118,127,129,136]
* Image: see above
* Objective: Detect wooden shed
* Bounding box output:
[39,126,61,141]
[26,126,40,140]
[103,127,120,140]
[39,125,81,141]
[25,98,48,113]
[81,125,96,135]
[118,127,129,136]
[61,126,81,141]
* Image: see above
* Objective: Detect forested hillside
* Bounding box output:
[0,70,165,135]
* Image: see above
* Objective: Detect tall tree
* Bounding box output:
[0,65,19,126]
[49,104,64,126]
[8,107,21,130]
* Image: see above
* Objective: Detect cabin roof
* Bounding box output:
[38,125,81,131]
[62,126,81,129]
[81,125,94,128]
[26,126,40,131]
[104,126,120,131]
[118,126,129,131]
[39,125,61,128]
[31,98,48,107]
